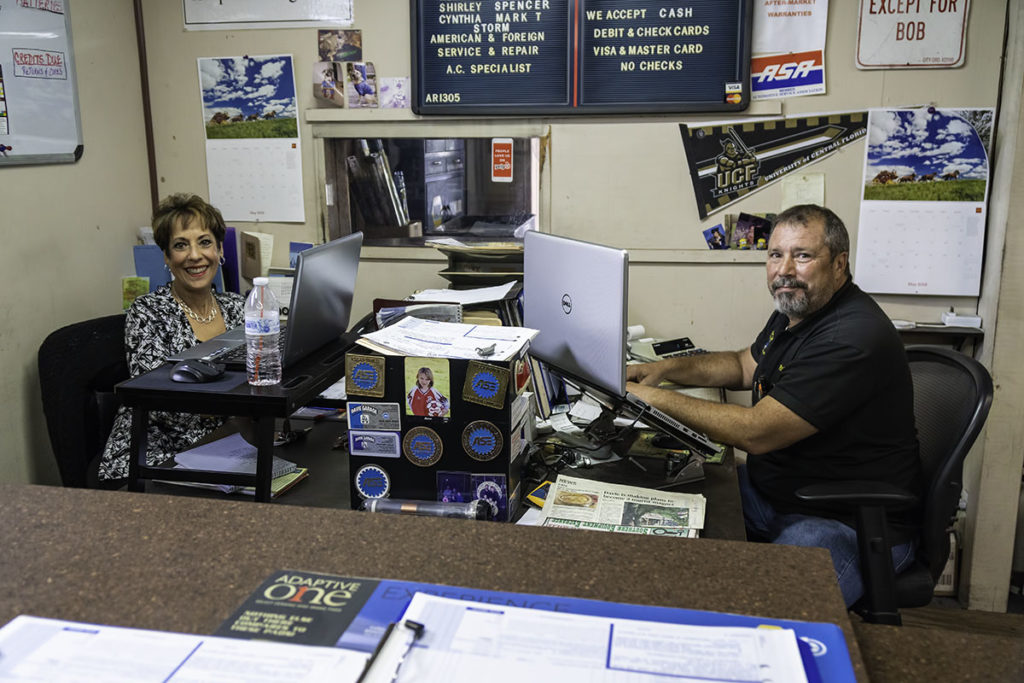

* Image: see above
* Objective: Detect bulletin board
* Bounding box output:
[0,0,83,166]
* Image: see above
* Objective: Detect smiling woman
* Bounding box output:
[94,194,246,485]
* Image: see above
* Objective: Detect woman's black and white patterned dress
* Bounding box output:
[98,285,245,481]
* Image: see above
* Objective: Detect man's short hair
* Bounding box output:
[772,204,851,274]
[152,193,227,255]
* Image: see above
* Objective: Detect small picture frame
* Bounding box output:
[405,358,451,418]
[313,61,344,106]
[702,224,729,250]
[344,61,378,108]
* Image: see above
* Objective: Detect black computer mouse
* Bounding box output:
[171,359,226,383]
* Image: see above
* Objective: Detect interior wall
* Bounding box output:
[0,0,151,485]
[13,0,1005,608]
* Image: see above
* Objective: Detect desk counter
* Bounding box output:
[0,484,866,680]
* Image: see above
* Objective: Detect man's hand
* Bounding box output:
[626,361,668,386]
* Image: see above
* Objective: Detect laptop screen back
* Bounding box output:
[281,231,363,366]
[524,232,628,397]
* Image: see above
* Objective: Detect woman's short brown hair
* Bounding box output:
[152,193,227,255]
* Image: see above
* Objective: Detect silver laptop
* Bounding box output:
[169,232,363,369]
[523,231,719,458]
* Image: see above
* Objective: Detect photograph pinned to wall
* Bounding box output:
[344,61,378,108]
[318,29,362,62]
[199,54,304,222]
[702,224,729,250]
[855,107,993,296]
[729,216,754,250]
[313,61,344,106]
[437,471,471,504]
[379,77,411,109]
[405,357,451,418]
[738,212,773,250]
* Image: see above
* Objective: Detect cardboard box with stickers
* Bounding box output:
[344,349,533,521]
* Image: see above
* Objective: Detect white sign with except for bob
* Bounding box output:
[856,0,970,69]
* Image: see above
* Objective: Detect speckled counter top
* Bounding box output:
[853,620,1024,682]
[0,484,866,680]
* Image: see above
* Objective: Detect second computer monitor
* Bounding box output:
[523,231,629,398]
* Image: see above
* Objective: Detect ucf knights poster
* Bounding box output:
[681,112,868,219]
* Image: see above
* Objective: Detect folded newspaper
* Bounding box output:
[358,316,537,361]
[538,475,706,538]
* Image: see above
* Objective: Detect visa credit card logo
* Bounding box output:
[751,51,824,93]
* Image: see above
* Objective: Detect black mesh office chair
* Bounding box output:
[797,345,993,625]
[38,314,128,488]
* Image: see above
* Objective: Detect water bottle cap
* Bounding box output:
[253,277,270,286]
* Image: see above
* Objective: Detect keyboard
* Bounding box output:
[209,337,285,368]
[660,348,709,359]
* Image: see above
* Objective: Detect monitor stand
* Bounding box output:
[584,405,705,487]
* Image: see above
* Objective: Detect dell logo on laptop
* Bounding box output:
[561,293,572,314]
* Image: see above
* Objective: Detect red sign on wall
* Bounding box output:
[491,138,513,183]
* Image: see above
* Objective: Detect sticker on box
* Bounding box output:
[437,471,472,503]
[354,464,390,499]
[405,358,452,418]
[471,474,508,521]
[349,430,401,458]
[461,420,503,462]
[462,360,509,409]
[347,402,401,431]
[346,354,385,398]
[403,426,443,467]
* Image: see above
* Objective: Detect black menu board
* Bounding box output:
[412,0,752,115]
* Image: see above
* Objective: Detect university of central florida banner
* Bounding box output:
[680,112,868,219]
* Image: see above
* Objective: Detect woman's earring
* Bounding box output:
[219,255,226,266]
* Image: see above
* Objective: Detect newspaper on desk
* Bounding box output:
[358,316,537,361]
[538,474,706,538]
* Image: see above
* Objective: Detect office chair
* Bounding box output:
[38,314,128,488]
[796,345,993,625]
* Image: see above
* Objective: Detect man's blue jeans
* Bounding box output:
[737,464,917,608]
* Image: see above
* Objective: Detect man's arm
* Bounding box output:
[626,348,757,390]
[626,348,816,454]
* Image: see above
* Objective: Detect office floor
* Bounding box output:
[893,590,1024,638]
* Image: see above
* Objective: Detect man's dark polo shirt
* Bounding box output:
[747,279,922,535]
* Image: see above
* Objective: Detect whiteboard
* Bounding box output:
[0,0,83,166]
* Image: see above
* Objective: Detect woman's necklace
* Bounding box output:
[172,288,219,324]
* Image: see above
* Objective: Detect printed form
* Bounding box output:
[364,593,810,682]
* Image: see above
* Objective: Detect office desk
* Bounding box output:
[115,336,353,502]
[0,484,867,680]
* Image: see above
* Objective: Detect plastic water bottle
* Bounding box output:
[245,277,282,385]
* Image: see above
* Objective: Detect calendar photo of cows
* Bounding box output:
[863,108,992,202]
[200,55,299,140]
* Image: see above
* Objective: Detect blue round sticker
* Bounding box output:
[470,370,499,399]
[351,362,379,390]
[462,420,503,461]
[403,427,443,467]
[354,465,389,499]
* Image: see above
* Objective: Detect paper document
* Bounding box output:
[175,433,296,479]
[538,474,706,537]
[360,317,537,361]
[406,282,517,305]
[0,615,368,682]
[365,593,808,682]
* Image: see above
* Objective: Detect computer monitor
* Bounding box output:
[524,231,719,459]
[524,231,628,397]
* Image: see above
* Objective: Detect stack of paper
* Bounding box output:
[165,433,304,497]
[358,316,537,361]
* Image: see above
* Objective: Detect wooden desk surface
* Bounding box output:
[0,484,866,680]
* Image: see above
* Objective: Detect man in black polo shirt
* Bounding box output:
[627,204,921,607]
